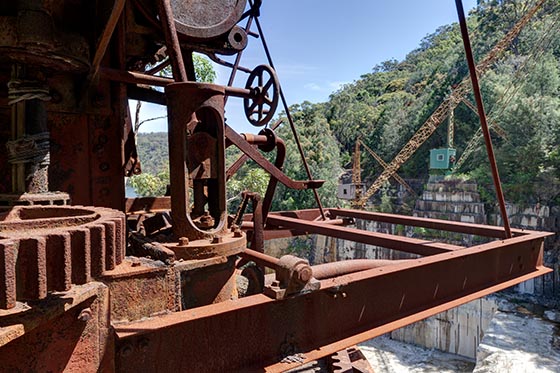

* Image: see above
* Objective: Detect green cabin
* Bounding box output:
[429,148,456,170]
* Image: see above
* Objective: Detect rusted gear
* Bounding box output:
[0,205,126,310]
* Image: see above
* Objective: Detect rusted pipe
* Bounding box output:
[241,192,264,253]
[225,126,324,191]
[241,248,280,270]
[455,0,512,238]
[242,133,269,145]
[226,119,283,181]
[240,218,347,230]
[241,248,410,280]
[312,259,410,280]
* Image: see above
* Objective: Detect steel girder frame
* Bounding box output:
[115,211,552,372]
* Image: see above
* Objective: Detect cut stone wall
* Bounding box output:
[413,178,487,226]
[391,298,498,359]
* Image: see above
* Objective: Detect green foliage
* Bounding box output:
[135,132,168,175]
[193,54,217,83]
[129,170,169,197]
[271,102,343,211]
[322,0,560,206]
[227,166,270,213]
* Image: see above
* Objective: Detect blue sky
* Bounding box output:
[137,0,478,133]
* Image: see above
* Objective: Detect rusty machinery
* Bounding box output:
[0,1,553,372]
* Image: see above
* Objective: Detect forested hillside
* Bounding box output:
[134,0,560,209]
[321,0,559,206]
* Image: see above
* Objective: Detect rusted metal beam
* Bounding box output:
[455,0,512,238]
[90,0,127,78]
[101,67,256,99]
[125,197,171,214]
[266,214,462,256]
[157,0,188,82]
[115,231,551,372]
[329,208,527,239]
[226,126,324,190]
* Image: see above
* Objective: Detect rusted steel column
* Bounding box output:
[157,0,188,82]
[455,0,512,238]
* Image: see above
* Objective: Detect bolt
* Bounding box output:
[78,307,93,322]
[212,236,223,244]
[131,259,141,267]
[271,280,280,287]
[179,237,189,246]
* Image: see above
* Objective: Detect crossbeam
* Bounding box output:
[115,231,551,372]
[266,214,462,256]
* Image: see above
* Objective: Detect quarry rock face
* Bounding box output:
[391,298,498,359]
[414,178,486,225]
[473,310,560,373]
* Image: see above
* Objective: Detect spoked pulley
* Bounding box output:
[244,65,279,127]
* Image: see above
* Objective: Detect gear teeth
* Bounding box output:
[0,240,17,309]
[17,237,47,301]
[69,228,91,285]
[112,216,126,265]
[102,220,116,271]
[46,232,72,292]
[89,224,106,278]
[0,206,126,309]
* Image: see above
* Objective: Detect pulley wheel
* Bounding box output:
[244,65,279,127]
[172,0,247,39]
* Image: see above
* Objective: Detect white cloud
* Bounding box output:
[304,82,322,91]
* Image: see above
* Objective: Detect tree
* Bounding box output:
[129,170,169,197]
[271,102,343,211]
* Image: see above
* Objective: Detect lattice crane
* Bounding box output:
[351,139,416,206]
[353,0,546,208]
